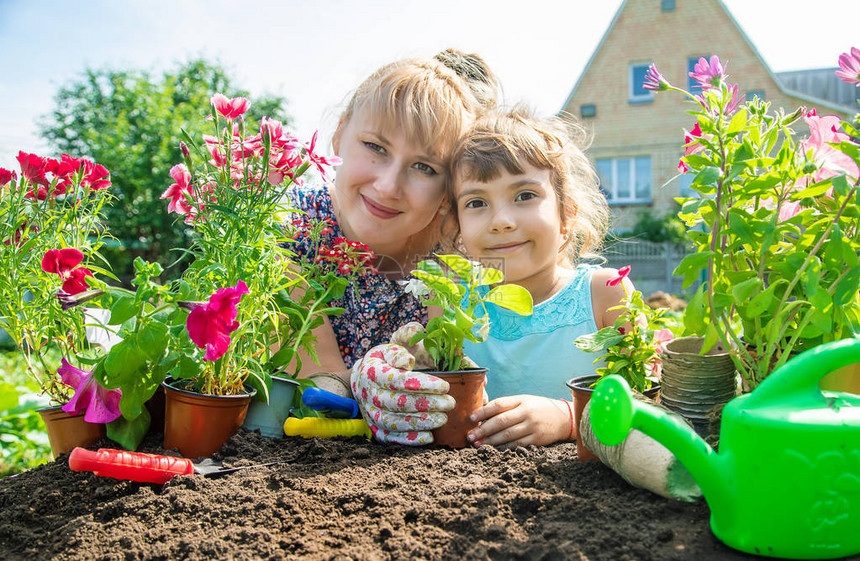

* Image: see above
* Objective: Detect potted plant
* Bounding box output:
[0,152,119,457]
[403,254,533,447]
[573,265,676,460]
[643,55,860,391]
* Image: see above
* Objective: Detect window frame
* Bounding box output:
[596,156,653,205]
[629,63,654,104]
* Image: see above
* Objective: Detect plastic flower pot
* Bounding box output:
[430,368,487,448]
[659,336,737,447]
[37,405,105,459]
[566,374,601,462]
[242,375,300,438]
[162,378,256,459]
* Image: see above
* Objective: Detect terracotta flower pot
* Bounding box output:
[566,374,601,462]
[37,405,105,459]
[243,376,300,438]
[431,368,487,448]
[162,379,256,459]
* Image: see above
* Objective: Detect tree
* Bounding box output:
[39,59,290,281]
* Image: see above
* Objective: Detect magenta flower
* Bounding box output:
[187,280,250,361]
[643,63,670,92]
[41,248,93,294]
[211,93,250,120]
[16,151,50,189]
[606,265,631,287]
[160,164,194,215]
[724,83,744,115]
[688,55,727,90]
[802,110,859,183]
[836,47,860,86]
[59,358,122,423]
[304,131,343,181]
[0,167,15,187]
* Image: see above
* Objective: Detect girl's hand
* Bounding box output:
[466,395,571,449]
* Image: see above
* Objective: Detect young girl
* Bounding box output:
[285,50,500,397]
[351,108,633,447]
[449,108,631,448]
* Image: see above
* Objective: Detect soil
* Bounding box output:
[1,430,764,561]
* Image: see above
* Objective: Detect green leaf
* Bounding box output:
[109,296,141,325]
[436,254,473,281]
[416,259,445,276]
[727,108,748,134]
[674,251,714,289]
[412,270,460,301]
[692,166,721,187]
[831,174,850,198]
[574,327,626,353]
[727,209,756,245]
[745,283,777,318]
[474,267,504,286]
[105,408,150,451]
[484,284,533,316]
[834,266,860,307]
[683,285,707,336]
[731,277,762,303]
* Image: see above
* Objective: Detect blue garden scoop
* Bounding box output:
[589,338,860,560]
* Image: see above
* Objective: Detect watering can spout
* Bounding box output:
[590,376,729,504]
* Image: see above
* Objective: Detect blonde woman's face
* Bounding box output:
[331,109,447,261]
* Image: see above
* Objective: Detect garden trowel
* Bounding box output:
[69,447,302,484]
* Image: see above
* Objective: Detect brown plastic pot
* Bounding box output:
[37,405,105,459]
[162,379,256,459]
[566,374,600,462]
[430,368,487,448]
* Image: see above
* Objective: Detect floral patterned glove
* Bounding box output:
[351,339,455,446]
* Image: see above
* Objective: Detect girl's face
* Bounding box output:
[331,108,447,265]
[455,162,566,295]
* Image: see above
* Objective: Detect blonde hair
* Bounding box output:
[339,50,499,163]
[449,107,609,264]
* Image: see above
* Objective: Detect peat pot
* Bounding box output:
[162,378,256,459]
[431,368,487,448]
[243,376,300,438]
[37,405,105,459]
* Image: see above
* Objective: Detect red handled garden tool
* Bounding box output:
[69,447,303,484]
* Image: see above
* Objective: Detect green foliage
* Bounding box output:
[0,352,52,475]
[406,254,533,371]
[39,59,290,281]
[626,205,687,244]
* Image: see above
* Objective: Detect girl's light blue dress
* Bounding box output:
[464,264,601,400]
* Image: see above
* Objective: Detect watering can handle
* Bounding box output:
[744,338,860,406]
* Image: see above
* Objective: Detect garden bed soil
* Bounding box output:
[1,429,764,560]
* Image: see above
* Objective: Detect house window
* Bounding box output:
[661,0,675,11]
[746,89,765,102]
[580,104,597,118]
[596,156,652,203]
[687,56,711,91]
[629,64,654,104]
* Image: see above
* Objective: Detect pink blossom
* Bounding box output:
[304,131,342,181]
[211,93,250,119]
[779,201,802,222]
[58,358,122,423]
[62,267,93,295]
[688,55,727,90]
[0,167,14,187]
[683,122,706,157]
[606,265,631,287]
[16,151,50,189]
[836,47,860,85]
[260,117,283,144]
[186,280,249,361]
[161,164,194,215]
[643,63,669,91]
[80,159,111,191]
[42,248,84,276]
[802,110,859,183]
[724,83,744,115]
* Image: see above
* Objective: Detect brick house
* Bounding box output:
[561,0,857,231]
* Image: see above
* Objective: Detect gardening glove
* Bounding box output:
[351,340,455,446]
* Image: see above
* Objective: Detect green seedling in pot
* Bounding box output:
[590,337,860,560]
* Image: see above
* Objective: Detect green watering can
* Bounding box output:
[590,338,860,560]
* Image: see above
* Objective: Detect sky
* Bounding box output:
[1,0,858,165]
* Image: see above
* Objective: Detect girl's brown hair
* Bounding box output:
[448,107,609,264]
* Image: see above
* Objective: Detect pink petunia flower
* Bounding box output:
[606,265,631,287]
[186,280,249,361]
[835,47,860,86]
[688,55,727,90]
[211,93,250,120]
[58,358,122,423]
[802,110,859,184]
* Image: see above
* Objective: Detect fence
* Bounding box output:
[588,239,697,298]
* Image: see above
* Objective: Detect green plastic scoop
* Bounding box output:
[590,338,860,560]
